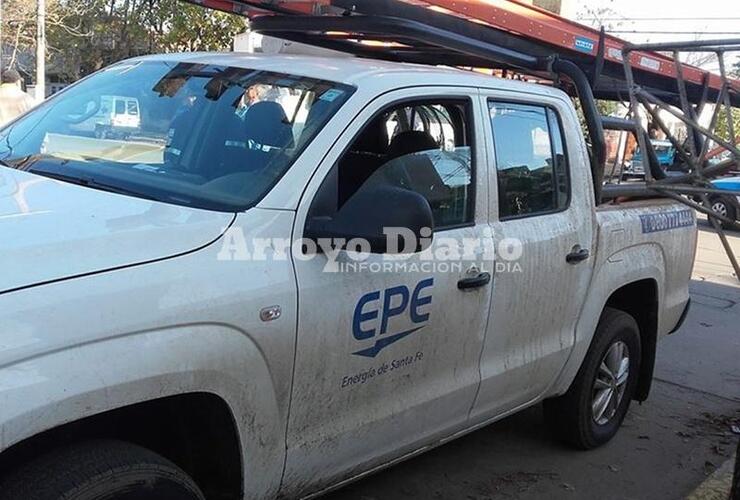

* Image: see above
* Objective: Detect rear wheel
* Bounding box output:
[708,196,737,230]
[544,307,641,449]
[0,440,204,500]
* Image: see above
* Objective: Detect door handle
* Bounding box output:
[566,247,591,264]
[457,272,492,290]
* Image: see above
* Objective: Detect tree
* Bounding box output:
[148,0,246,53]
[2,0,246,82]
[576,1,623,32]
[715,106,740,144]
[1,0,94,75]
[713,60,740,143]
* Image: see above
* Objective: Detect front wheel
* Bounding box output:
[544,307,642,449]
[0,440,205,500]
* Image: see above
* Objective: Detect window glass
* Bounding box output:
[489,102,569,219]
[0,61,354,212]
[547,108,569,210]
[320,100,474,230]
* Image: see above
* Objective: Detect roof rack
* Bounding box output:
[182,0,740,280]
[185,0,739,107]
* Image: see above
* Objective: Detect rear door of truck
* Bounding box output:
[472,90,598,418]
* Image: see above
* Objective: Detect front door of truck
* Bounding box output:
[472,94,596,418]
[283,89,493,496]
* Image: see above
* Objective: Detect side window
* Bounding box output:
[314,99,475,230]
[489,102,570,219]
[127,100,139,116]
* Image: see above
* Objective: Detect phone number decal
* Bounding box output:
[640,209,695,234]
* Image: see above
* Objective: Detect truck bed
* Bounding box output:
[594,199,697,337]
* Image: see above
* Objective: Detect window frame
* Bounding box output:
[313,95,478,233]
[487,99,572,222]
[114,98,126,115]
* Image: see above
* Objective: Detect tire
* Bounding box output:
[544,307,642,449]
[0,440,205,500]
[707,196,737,230]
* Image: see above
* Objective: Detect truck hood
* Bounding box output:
[0,167,234,294]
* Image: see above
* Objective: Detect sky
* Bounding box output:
[560,0,740,71]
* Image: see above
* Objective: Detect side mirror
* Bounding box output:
[305,184,434,254]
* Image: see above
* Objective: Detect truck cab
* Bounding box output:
[0,54,696,500]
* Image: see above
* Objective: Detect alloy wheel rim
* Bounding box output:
[592,341,630,426]
[712,201,728,217]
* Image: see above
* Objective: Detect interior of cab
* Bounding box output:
[489,102,569,219]
[330,100,474,229]
[0,61,354,212]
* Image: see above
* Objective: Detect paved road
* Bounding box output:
[327,217,740,500]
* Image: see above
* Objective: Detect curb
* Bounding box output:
[687,454,737,500]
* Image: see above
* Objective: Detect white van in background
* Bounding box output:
[94,95,141,138]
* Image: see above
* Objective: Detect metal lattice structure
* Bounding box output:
[182,0,740,280]
[616,39,740,279]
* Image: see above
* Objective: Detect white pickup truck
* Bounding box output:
[0,54,696,500]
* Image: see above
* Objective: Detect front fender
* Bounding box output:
[0,325,283,499]
[0,207,297,499]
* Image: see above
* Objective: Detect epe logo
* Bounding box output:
[352,278,434,358]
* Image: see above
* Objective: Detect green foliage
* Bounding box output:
[573,98,621,141]
[714,60,739,143]
[2,0,246,81]
[153,0,247,53]
[731,60,740,78]
[596,100,619,118]
[715,106,740,143]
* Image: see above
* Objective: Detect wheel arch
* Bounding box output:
[0,325,288,499]
[549,245,665,401]
[0,392,243,500]
[603,278,659,401]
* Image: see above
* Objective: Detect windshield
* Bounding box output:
[0,60,354,211]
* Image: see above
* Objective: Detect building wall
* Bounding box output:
[234,32,349,58]
[533,0,563,13]
[519,0,563,13]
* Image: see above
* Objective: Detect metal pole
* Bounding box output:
[36,0,45,100]
[621,50,654,182]
[700,194,740,280]
[697,81,728,164]
[637,95,695,169]
[673,51,700,161]
[717,52,738,162]
[625,38,740,51]
[638,89,740,157]
[657,157,738,185]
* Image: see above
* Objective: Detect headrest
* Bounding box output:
[387,131,439,160]
[243,101,294,148]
